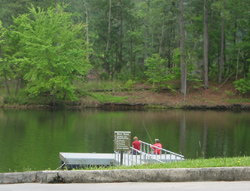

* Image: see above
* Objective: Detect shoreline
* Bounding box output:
[1,103,250,111]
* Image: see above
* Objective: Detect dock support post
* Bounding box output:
[120,151,123,165]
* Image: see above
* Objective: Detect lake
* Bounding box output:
[0,108,250,172]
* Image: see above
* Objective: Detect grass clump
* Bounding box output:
[226,98,250,103]
[90,93,128,103]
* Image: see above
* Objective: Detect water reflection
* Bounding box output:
[0,109,250,172]
[179,112,186,155]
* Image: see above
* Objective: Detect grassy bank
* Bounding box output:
[84,156,250,170]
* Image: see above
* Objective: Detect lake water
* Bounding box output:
[0,108,250,172]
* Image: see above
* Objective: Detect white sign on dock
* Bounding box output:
[114,131,131,151]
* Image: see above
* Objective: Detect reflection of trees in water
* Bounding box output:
[202,121,208,158]
[216,124,223,157]
[179,112,186,155]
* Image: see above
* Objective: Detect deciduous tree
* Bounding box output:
[11,6,92,105]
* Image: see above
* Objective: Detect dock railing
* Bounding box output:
[139,140,185,162]
[114,148,164,166]
[114,140,184,166]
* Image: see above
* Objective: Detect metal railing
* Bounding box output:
[114,140,184,166]
[114,148,163,166]
[140,140,185,162]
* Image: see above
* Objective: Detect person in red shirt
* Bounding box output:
[151,139,162,154]
[132,136,141,155]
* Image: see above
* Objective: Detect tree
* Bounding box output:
[218,0,225,83]
[83,0,90,61]
[203,0,209,88]
[0,21,11,95]
[179,0,187,98]
[11,6,92,105]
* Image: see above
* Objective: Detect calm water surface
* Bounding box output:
[0,108,250,172]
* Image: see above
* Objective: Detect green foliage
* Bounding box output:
[145,54,175,90]
[10,6,92,103]
[234,74,250,95]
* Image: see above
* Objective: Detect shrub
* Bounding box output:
[234,74,250,95]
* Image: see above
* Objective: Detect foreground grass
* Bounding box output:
[84,157,250,171]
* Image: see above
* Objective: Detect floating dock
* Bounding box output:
[60,152,117,169]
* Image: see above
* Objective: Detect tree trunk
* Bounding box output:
[179,0,186,99]
[15,78,19,95]
[55,0,58,13]
[159,13,165,56]
[218,0,225,83]
[83,0,89,61]
[130,37,134,76]
[144,0,150,64]
[104,0,112,75]
[119,0,123,73]
[203,0,209,89]
[3,69,10,95]
[52,93,56,107]
[106,0,111,55]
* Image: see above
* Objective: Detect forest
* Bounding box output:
[0,0,250,106]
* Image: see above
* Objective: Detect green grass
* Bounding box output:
[84,156,250,170]
[90,93,128,103]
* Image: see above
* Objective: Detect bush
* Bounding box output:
[234,74,250,95]
[4,95,29,105]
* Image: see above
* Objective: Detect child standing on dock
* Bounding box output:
[132,136,141,155]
